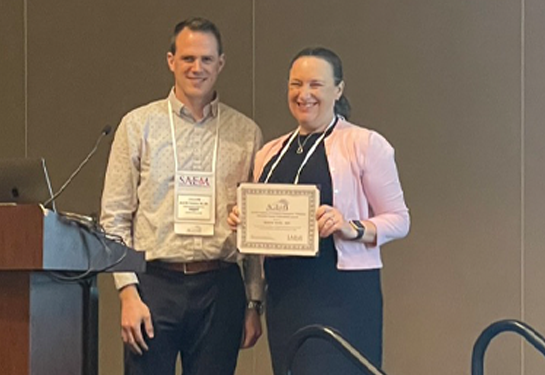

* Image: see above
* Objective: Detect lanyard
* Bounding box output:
[264,116,337,184]
[168,100,220,173]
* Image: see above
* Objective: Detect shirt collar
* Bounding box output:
[168,88,219,121]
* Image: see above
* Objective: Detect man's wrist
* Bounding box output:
[247,300,264,315]
[118,284,140,301]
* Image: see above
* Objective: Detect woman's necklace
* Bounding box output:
[296,133,312,154]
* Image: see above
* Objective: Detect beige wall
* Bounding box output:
[0,0,25,158]
[523,0,545,372]
[2,0,544,374]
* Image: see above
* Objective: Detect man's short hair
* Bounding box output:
[169,17,223,55]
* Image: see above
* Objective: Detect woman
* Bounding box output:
[229,47,410,374]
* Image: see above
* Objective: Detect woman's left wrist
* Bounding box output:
[348,220,365,240]
[340,221,358,240]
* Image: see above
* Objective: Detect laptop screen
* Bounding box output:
[0,158,56,210]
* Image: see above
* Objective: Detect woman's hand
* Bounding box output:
[316,205,357,240]
[227,205,241,231]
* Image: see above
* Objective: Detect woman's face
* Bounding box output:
[288,56,343,134]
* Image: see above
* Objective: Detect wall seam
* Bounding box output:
[252,0,257,373]
[24,0,28,157]
[520,0,526,373]
[251,0,256,121]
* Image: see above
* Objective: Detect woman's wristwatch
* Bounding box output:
[349,220,365,240]
[247,300,264,315]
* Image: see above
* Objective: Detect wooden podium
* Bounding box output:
[0,205,145,375]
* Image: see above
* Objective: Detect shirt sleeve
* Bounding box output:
[100,115,142,290]
[249,126,264,182]
[362,131,410,247]
[243,255,265,301]
[242,125,265,301]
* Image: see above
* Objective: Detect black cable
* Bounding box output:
[47,217,128,283]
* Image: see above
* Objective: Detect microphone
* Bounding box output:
[43,125,113,208]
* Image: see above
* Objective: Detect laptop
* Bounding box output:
[0,158,56,210]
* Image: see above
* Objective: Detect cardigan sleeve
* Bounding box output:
[361,131,410,247]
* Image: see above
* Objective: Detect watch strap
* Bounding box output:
[349,220,365,240]
[247,300,264,315]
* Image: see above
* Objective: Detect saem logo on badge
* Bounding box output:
[179,176,211,187]
[266,199,289,211]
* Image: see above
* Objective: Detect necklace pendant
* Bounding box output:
[296,145,304,154]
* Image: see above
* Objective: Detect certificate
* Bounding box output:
[237,183,319,256]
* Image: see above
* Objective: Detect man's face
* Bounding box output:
[167,29,224,104]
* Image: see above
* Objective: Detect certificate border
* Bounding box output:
[237,183,319,256]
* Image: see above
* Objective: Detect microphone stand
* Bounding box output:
[43,126,111,208]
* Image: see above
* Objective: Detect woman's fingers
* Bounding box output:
[317,205,344,237]
[227,205,241,231]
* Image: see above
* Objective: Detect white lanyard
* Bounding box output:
[264,116,337,184]
[168,100,220,173]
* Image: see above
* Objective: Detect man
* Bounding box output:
[101,17,264,375]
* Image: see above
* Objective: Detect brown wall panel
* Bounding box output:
[524,0,545,372]
[26,1,254,215]
[22,1,253,374]
[255,1,522,374]
[0,0,25,157]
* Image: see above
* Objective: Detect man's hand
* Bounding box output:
[240,308,262,349]
[119,285,154,355]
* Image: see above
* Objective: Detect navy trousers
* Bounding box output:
[124,262,246,375]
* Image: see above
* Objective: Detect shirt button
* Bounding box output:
[334,189,339,194]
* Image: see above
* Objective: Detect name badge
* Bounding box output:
[174,171,215,236]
